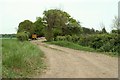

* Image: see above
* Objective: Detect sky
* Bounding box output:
[0,0,119,34]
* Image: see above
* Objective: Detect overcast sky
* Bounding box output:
[0,0,119,34]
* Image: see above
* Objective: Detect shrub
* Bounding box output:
[90,37,103,49]
[78,34,93,47]
[71,35,79,43]
[99,42,112,52]
[65,35,72,42]
[55,33,120,55]
[56,36,66,41]
[17,31,29,41]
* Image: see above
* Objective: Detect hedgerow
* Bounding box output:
[54,33,120,55]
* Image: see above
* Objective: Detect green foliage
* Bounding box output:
[65,35,72,41]
[82,27,96,34]
[2,39,45,78]
[16,31,29,41]
[78,35,93,46]
[44,26,53,41]
[62,18,82,36]
[43,9,82,41]
[17,20,34,38]
[56,36,66,41]
[34,17,45,37]
[43,9,70,41]
[99,42,112,52]
[54,33,119,56]
[71,35,79,43]
[111,29,120,34]
[16,9,82,40]
[56,35,80,43]
[62,25,82,36]
[90,35,103,49]
[53,28,62,40]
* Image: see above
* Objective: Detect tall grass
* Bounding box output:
[2,39,45,78]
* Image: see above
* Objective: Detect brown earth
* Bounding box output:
[31,38,118,78]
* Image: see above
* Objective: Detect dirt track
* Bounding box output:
[31,39,118,78]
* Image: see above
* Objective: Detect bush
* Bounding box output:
[71,35,79,43]
[90,37,103,49]
[17,31,29,41]
[65,35,72,41]
[56,36,66,41]
[99,42,112,52]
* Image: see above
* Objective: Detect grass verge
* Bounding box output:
[2,39,46,78]
[47,41,95,52]
[47,41,118,57]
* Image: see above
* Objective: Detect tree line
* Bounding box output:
[16,9,120,55]
[17,9,118,41]
[17,9,83,41]
[1,34,16,38]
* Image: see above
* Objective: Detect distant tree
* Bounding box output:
[90,28,96,34]
[95,30,102,34]
[82,27,91,34]
[17,20,34,38]
[99,23,107,34]
[101,27,107,33]
[34,17,45,37]
[2,34,16,38]
[111,30,119,34]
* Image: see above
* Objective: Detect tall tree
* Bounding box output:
[43,9,70,41]
[17,20,34,38]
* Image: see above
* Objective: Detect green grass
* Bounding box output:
[0,39,2,77]
[47,41,95,52]
[2,39,46,78]
[47,41,118,57]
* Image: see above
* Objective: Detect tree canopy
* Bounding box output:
[34,17,44,37]
[43,9,82,41]
[17,20,34,38]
